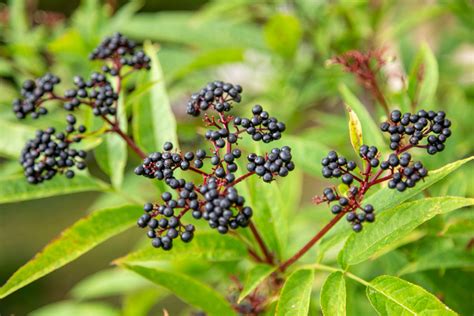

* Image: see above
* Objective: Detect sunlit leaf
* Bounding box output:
[238,264,275,303]
[0,174,109,205]
[121,264,235,316]
[0,205,142,298]
[320,271,346,316]
[366,275,456,315]
[338,197,474,267]
[275,269,314,316]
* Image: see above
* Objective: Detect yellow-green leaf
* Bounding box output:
[346,104,364,156]
[238,264,275,303]
[276,268,314,316]
[366,275,456,315]
[121,264,235,316]
[320,271,346,316]
[0,174,109,205]
[338,197,474,268]
[0,205,142,298]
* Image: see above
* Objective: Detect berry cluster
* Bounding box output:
[383,153,428,191]
[138,184,198,250]
[247,147,294,182]
[321,150,357,183]
[13,34,151,185]
[89,32,151,72]
[314,109,451,232]
[136,81,294,250]
[186,81,242,116]
[380,110,451,154]
[64,73,118,116]
[12,73,61,119]
[234,105,286,143]
[20,114,87,184]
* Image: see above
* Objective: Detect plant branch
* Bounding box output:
[279,211,345,272]
[249,221,274,265]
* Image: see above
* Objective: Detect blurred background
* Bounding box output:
[0,0,473,314]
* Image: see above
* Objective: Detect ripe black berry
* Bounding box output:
[20,115,87,184]
[187,81,242,116]
[13,73,61,119]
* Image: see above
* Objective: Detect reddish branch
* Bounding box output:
[332,49,390,116]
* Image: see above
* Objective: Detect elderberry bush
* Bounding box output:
[314,109,451,232]
[135,82,294,250]
[12,33,151,184]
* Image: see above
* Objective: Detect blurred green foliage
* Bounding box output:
[0,0,473,315]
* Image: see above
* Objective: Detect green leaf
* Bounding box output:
[264,13,302,59]
[238,264,275,303]
[398,249,474,276]
[275,269,314,316]
[346,104,364,156]
[0,204,142,298]
[366,275,456,315]
[94,93,127,188]
[339,84,386,150]
[320,271,346,316]
[121,264,235,316]
[318,156,474,260]
[0,119,36,158]
[408,43,438,109]
[70,268,151,299]
[30,301,119,316]
[115,232,247,265]
[0,174,109,205]
[338,197,474,267]
[132,42,178,153]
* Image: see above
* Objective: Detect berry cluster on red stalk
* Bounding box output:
[14,33,151,184]
[313,109,450,232]
[134,81,295,251]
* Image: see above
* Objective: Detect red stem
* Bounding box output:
[249,221,274,264]
[228,171,255,188]
[279,211,345,272]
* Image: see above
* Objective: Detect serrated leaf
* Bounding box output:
[338,197,474,268]
[70,268,151,299]
[398,249,474,276]
[275,269,314,316]
[0,174,109,205]
[238,264,275,303]
[346,104,364,157]
[30,301,120,316]
[121,264,235,316]
[95,92,127,188]
[317,156,474,260]
[408,43,438,109]
[264,13,302,58]
[339,84,385,150]
[366,275,456,315]
[0,119,36,158]
[0,205,142,298]
[320,271,346,316]
[115,232,247,265]
[132,42,178,153]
